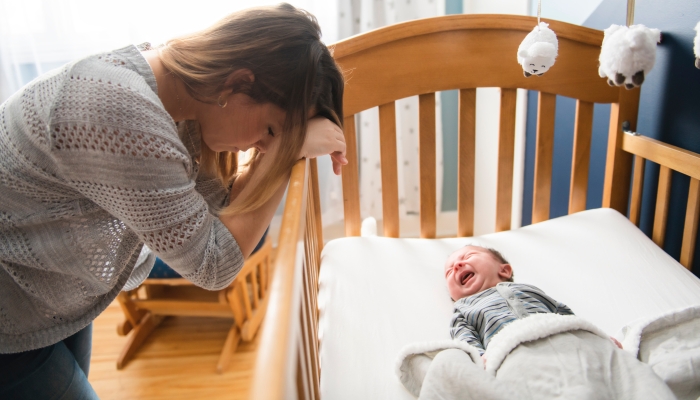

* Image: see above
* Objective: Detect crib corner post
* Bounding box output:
[603,88,640,215]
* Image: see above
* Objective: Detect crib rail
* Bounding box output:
[622,133,700,269]
[249,158,323,399]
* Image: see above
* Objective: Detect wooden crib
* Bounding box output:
[249,14,700,399]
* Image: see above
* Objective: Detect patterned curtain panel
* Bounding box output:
[335,0,444,224]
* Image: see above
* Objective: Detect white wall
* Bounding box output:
[0,0,339,103]
[528,0,605,25]
[463,0,528,15]
[464,0,604,25]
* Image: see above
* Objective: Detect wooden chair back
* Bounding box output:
[116,239,272,373]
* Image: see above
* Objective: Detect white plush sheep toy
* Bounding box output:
[517,22,559,77]
[694,22,700,69]
[598,24,661,89]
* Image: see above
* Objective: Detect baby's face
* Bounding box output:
[444,246,511,301]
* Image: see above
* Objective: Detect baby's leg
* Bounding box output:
[495,331,675,400]
[418,348,519,400]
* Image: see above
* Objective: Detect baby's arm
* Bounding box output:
[450,314,486,355]
[556,302,575,316]
[526,284,575,315]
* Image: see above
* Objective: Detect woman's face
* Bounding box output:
[198,93,287,154]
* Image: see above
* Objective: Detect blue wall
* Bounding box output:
[522,0,700,276]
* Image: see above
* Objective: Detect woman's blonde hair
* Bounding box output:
[159,3,344,214]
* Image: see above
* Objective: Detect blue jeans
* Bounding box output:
[0,323,99,399]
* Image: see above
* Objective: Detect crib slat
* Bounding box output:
[603,90,640,214]
[569,100,593,214]
[297,243,314,399]
[342,116,361,236]
[680,178,700,269]
[419,93,436,238]
[532,92,557,224]
[458,88,476,237]
[299,257,319,399]
[296,336,311,400]
[379,102,400,237]
[305,190,322,398]
[305,259,320,398]
[652,165,672,247]
[304,198,320,322]
[495,88,517,232]
[629,156,646,226]
[304,205,317,321]
[310,158,324,252]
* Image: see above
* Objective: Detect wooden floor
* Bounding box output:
[90,301,259,399]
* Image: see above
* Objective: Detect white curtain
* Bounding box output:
[0,0,339,103]
[317,0,444,235]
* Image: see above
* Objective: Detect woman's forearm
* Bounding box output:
[219,152,290,258]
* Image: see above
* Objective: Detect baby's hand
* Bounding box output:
[610,336,623,349]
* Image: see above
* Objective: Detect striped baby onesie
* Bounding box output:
[450,282,574,354]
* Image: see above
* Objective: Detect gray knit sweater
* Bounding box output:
[0,44,244,353]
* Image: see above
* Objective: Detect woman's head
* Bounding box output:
[159,3,344,213]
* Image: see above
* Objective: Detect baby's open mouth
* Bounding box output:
[460,271,474,285]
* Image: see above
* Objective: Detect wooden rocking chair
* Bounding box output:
[115,238,272,373]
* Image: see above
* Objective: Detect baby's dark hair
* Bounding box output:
[468,245,514,282]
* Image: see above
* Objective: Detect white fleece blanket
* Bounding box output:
[397,314,677,400]
[620,304,700,400]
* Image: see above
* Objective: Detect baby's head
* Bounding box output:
[444,245,514,301]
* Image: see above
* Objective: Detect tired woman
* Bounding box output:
[0,3,345,398]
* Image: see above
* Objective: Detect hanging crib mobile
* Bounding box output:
[597,0,661,89]
[517,0,558,77]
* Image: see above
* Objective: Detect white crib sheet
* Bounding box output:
[317,208,700,400]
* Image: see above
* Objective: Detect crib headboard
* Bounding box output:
[333,14,637,238]
[248,14,659,399]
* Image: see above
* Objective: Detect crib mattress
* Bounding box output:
[317,208,700,400]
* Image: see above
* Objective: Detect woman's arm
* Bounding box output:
[298,117,347,175]
[219,145,288,258]
[220,116,347,258]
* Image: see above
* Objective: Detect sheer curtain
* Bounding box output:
[0,0,339,103]
[317,0,444,238]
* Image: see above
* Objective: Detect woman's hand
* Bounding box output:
[299,117,348,175]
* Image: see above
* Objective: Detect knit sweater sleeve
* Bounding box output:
[48,58,243,290]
